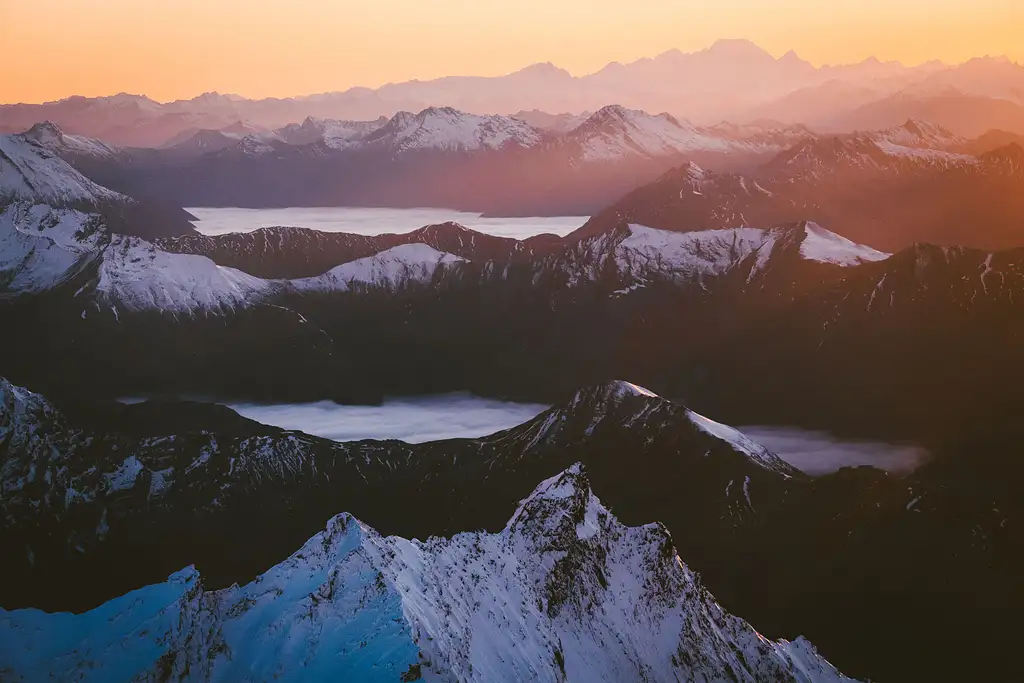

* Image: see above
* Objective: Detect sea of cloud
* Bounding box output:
[226,393,550,444]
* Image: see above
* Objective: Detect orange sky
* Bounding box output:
[2,0,1023,104]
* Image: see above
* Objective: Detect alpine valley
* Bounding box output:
[4,36,1024,683]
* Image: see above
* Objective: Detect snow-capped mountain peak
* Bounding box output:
[275,116,390,149]
[363,107,544,153]
[0,132,128,206]
[513,379,800,477]
[570,219,891,290]
[798,221,890,266]
[571,106,722,161]
[21,121,121,159]
[291,242,466,292]
[569,105,804,162]
[22,121,64,147]
[868,119,968,158]
[0,463,856,682]
[94,235,278,314]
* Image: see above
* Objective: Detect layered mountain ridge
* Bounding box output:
[5,41,1024,683]
[579,121,1024,251]
[4,147,1024,449]
[0,461,855,683]
[4,40,1023,143]
[26,106,819,217]
[27,110,1024,235]
[1,376,1019,682]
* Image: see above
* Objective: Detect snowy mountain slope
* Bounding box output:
[0,199,276,314]
[0,136,473,309]
[360,106,545,153]
[16,104,819,215]
[869,118,962,149]
[767,120,977,180]
[161,219,886,293]
[93,236,279,314]
[496,381,800,480]
[4,190,890,314]
[291,243,466,292]
[0,377,805,613]
[581,128,1024,252]
[275,115,390,149]
[0,464,856,683]
[157,222,508,280]
[0,132,127,206]
[567,105,809,162]
[20,121,122,159]
[1,220,467,312]
[797,222,890,266]
[0,203,104,295]
[551,222,889,290]
[0,131,224,303]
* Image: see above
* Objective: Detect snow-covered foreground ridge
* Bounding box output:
[0,464,856,683]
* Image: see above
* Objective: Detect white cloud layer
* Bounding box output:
[226,393,550,444]
[739,425,930,476]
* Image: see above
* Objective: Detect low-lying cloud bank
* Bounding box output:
[226,393,550,444]
[220,396,928,476]
[739,426,931,476]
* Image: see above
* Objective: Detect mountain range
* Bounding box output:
[19,108,817,217]
[1,376,1019,682]
[4,40,1024,146]
[18,108,1024,236]
[4,95,1024,682]
[0,398,858,683]
[578,121,1024,251]
[3,131,1024,448]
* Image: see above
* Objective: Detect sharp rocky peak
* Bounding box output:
[585,104,640,125]
[571,380,661,407]
[418,105,464,119]
[24,121,65,144]
[660,160,709,184]
[504,463,599,536]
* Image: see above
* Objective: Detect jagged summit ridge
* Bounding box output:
[21,121,121,159]
[0,464,856,682]
[515,380,799,477]
[362,106,544,152]
[567,105,802,161]
[565,222,890,289]
[0,131,127,205]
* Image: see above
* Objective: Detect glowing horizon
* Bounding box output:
[2,0,1023,104]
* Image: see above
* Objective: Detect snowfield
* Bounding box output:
[291,243,465,292]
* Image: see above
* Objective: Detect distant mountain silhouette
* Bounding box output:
[4,41,1023,145]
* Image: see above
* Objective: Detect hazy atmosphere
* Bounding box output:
[3,0,1023,102]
